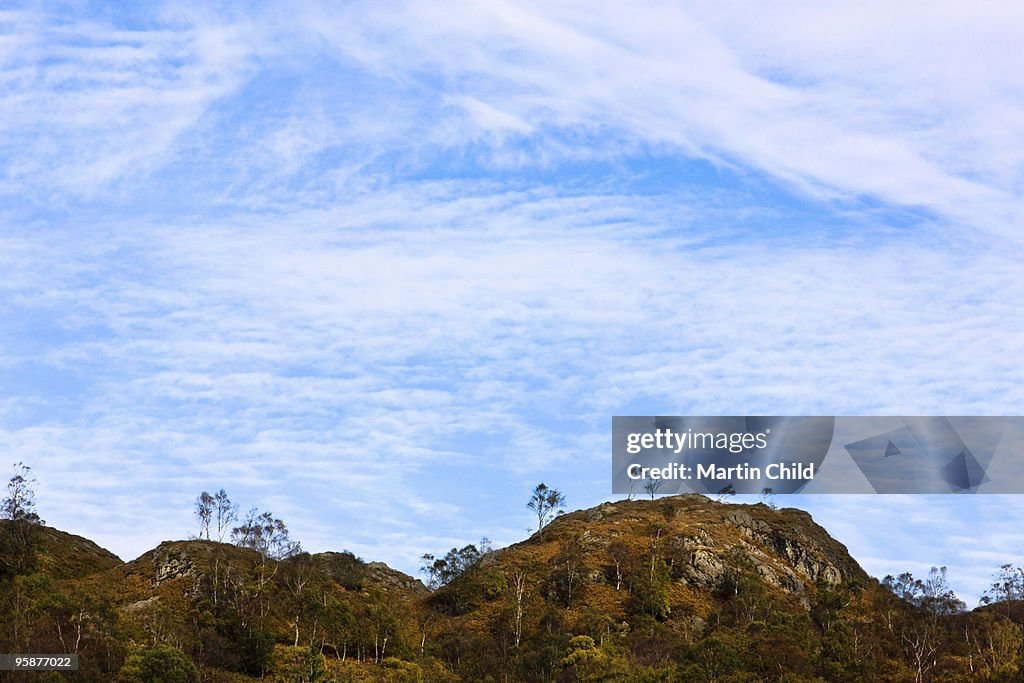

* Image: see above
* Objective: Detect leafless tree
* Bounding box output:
[194,491,214,539]
[509,567,529,648]
[214,489,238,542]
[232,507,302,560]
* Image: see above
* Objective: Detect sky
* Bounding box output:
[2,1,1024,606]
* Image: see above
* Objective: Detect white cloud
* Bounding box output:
[289,1,1024,238]
[3,181,1024,575]
[0,9,256,197]
[3,1,1024,592]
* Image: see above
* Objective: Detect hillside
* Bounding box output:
[0,519,122,580]
[494,494,867,604]
[1,496,1022,682]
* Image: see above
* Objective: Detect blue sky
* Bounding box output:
[2,2,1024,605]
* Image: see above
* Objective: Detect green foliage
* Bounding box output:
[118,645,199,683]
[562,634,601,667]
[0,520,42,577]
[426,548,502,616]
[981,563,1024,606]
[11,495,1024,683]
[35,673,67,683]
[883,565,966,615]
[421,540,489,589]
[528,483,566,538]
[2,462,43,523]
[622,527,672,621]
[321,550,367,590]
[686,634,740,682]
[0,463,44,578]
[627,557,671,621]
[239,628,275,676]
[269,644,326,682]
[381,657,423,683]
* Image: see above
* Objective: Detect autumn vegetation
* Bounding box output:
[3,465,1024,681]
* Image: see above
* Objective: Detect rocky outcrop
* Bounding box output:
[152,546,198,585]
[364,561,429,596]
[500,494,868,611]
[722,506,858,586]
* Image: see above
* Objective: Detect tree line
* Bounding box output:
[11,465,1024,681]
[192,489,301,560]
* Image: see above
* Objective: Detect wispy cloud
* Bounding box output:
[0,8,256,198]
[4,181,1023,573]
[1,1,1022,594]
[291,1,1024,237]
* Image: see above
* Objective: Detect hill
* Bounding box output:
[0,519,121,580]
[1,495,1022,681]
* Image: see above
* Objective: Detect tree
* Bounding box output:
[628,526,670,620]
[527,483,564,540]
[881,567,962,683]
[883,571,926,604]
[118,645,199,683]
[643,480,663,499]
[231,508,302,560]
[421,541,488,589]
[194,491,214,540]
[2,462,43,524]
[0,462,44,577]
[552,533,588,608]
[214,488,238,542]
[883,566,964,616]
[981,564,1024,607]
[920,565,965,616]
[508,564,530,648]
[715,483,736,502]
[607,540,632,592]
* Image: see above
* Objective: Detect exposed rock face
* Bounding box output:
[495,494,867,610]
[122,595,160,613]
[152,546,198,585]
[364,561,429,596]
[686,548,728,587]
[722,507,854,586]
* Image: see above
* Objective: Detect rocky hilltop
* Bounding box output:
[502,494,866,603]
[1,495,1018,682]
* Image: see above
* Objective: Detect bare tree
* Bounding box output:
[608,540,631,591]
[232,507,302,560]
[715,484,736,503]
[508,567,530,648]
[214,489,238,542]
[554,533,589,608]
[643,480,663,499]
[527,483,565,540]
[194,491,215,540]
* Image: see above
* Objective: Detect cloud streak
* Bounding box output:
[2,1,1023,597]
